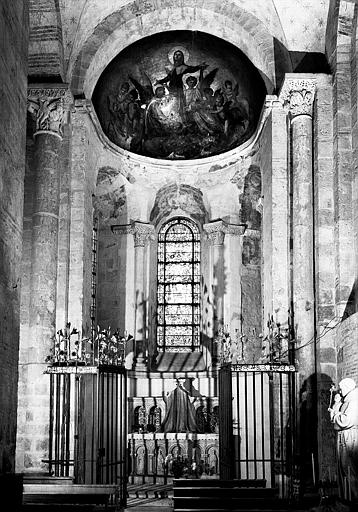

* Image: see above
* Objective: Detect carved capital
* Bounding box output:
[111,222,154,247]
[279,77,316,118]
[204,220,227,245]
[204,221,246,245]
[131,221,155,247]
[28,84,73,138]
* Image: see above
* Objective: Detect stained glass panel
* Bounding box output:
[157,218,201,352]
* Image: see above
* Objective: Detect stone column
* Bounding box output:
[224,224,246,337]
[204,220,245,365]
[18,85,70,471]
[204,220,227,350]
[131,221,154,369]
[280,75,317,492]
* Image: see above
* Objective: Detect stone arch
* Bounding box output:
[150,184,208,227]
[170,442,186,459]
[147,405,162,432]
[206,444,219,474]
[68,1,288,96]
[135,445,147,475]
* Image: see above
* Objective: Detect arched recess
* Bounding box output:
[147,184,210,368]
[29,0,65,79]
[68,1,290,96]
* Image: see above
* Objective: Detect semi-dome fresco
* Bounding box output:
[92,31,267,160]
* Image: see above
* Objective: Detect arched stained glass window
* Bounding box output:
[157,218,200,352]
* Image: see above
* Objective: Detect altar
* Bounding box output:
[128,432,219,484]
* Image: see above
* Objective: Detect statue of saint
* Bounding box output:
[161,379,198,433]
[328,378,358,503]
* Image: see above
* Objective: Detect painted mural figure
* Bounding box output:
[103,47,252,158]
[155,49,208,98]
[328,378,358,503]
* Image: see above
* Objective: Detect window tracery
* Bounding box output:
[157,218,201,352]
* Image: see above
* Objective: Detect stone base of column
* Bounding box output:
[133,339,148,370]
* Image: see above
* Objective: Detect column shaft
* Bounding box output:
[17,85,69,472]
[30,133,61,353]
[280,75,317,495]
[131,222,153,368]
[292,115,315,375]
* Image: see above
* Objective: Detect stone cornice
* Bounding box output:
[279,76,316,118]
[204,220,246,245]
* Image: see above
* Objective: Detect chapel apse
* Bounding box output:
[92,31,267,160]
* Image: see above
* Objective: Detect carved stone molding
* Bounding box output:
[131,221,155,247]
[111,224,132,236]
[225,223,246,236]
[244,228,261,240]
[112,222,154,247]
[28,84,73,138]
[279,77,316,118]
[204,220,227,246]
[204,220,246,245]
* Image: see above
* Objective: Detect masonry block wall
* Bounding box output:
[0,1,29,474]
[328,1,358,384]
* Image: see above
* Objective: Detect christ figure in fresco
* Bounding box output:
[155,49,208,98]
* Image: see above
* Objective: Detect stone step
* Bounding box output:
[23,475,74,485]
[173,496,289,510]
[127,483,172,498]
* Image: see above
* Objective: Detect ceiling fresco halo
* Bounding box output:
[92,31,267,161]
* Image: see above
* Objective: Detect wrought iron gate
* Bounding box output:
[219,364,296,499]
[46,366,127,505]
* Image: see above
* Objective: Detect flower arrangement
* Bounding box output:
[45,322,133,367]
[259,315,290,363]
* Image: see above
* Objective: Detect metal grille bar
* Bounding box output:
[227,367,295,499]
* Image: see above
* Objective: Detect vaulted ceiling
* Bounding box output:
[29,0,330,93]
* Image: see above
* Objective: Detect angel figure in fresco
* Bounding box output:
[107,81,132,141]
[128,74,181,137]
[183,67,218,112]
[183,68,226,135]
[222,79,250,137]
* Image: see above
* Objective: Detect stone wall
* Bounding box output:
[330,1,358,383]
[0,1,28,473]
[313,75,337,479]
